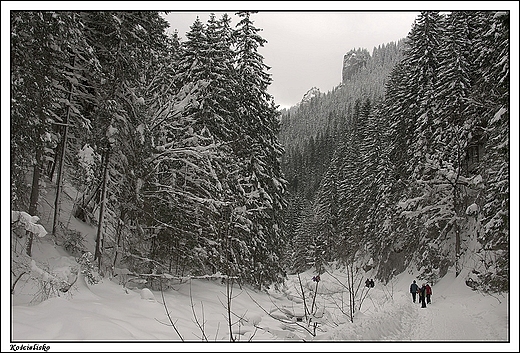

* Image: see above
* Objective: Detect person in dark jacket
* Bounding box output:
[420,283,427,308]
[410,280,419,303]
[425,283,432,304]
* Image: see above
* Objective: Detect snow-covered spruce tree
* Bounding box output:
[350,99,382,252]
[314,149,341,265]
[379,12,450,281]
[148,16,215,275]
[404,11,445,174]
[113,30,182,275]
[336,99,368,262]
[365,103,405,281]
[77,11,171,272]
[469,11,509,292]
[281,195,305,273]
[232,11,288,288]
[120,18,231,278]
[412,11,484,279]
[144,14,240,279]
[354,99,397,273]
[290,199,320,274]
[172,14,243,277]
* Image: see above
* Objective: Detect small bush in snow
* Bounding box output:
[62,228,87,256]
[77,252,100,285]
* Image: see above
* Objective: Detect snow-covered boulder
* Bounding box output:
[466,203,480,216]
[140,288,156,301]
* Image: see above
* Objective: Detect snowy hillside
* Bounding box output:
[6,180,517,351]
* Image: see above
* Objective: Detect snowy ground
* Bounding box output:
[4,181,518,352]
[6,251,515,352]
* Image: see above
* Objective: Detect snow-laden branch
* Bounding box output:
[149,80,210,132]
[11,211,47,238]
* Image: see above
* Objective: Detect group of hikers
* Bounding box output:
[410,280,432,308]
[361,278,433,309]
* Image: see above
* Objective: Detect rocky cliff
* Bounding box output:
[342,48,371,83]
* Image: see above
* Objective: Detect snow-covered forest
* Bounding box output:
[7,10,514,349]
[280,11,510,292]
[11,11,287,288]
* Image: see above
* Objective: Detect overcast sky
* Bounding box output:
[163,11,420,109]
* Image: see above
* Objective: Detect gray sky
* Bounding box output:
[163,11,420,109]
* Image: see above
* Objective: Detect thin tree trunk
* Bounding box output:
[227,277,235,342]
[26,149,43,256]
[454,135,463,277]
[298,273,309,320]
[349,263,355,323]
[47,142,59,182]
[112,208,125,271]
[95,148,110,269]
[78,182,101,216]
[455,188,461,277]
[52,55,75,236]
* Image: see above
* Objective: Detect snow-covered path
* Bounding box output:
[307,270,509,342]
[384,291,507,341]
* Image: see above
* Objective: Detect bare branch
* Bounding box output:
[243,287,315,337]
[189,279,208,341]
[159,281,184,341]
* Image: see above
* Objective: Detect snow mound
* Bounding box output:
[140,288,156,301]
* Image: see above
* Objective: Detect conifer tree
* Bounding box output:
[402,11,445,177]
[232,11,287,287]
[472,11,509,292]
[314,148,341,263]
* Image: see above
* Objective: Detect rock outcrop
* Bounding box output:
[342,48,370,83]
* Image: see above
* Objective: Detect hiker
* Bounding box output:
[420,283,427,308]
[369,279,375,288]
[425,283,432,304]
[410,280,419,303]
[366,279,371,288]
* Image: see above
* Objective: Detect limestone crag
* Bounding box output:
[342,48,370,83]
[299,86,321,105]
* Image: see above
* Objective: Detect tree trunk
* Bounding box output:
[26,149,43,256]
[112,208,125,272]
[95,148,110,269]
[455,220,461,277]
[52,55,75,236]
[47,141,59,182]
[226,277,235,342]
